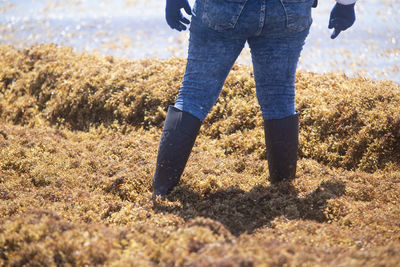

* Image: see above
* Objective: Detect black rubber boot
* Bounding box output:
[152,106,202,198]
[264,112,299,184]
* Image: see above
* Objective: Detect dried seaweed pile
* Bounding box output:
[1,44,399,266]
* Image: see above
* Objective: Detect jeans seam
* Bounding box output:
[255,1,267,36]
[278,0,289,30]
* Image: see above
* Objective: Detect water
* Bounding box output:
[1,0,399,83]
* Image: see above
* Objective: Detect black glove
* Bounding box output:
[328,3,356,39]
[165,0,192,31]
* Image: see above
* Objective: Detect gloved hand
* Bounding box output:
[328,3,356,39]
[166,0,192,31]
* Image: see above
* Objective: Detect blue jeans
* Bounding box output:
[174,0,313,121]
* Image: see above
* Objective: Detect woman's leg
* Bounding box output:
[175,18,246,121]
[248,0,312,183]
[153,15,246,198]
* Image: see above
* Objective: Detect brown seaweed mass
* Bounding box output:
[0,44,399,266]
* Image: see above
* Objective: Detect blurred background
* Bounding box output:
[0,0,399,83]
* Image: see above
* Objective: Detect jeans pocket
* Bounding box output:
[201,0,248,31]
[281,0,313,32]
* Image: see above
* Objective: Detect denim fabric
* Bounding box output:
[174,0,313,121]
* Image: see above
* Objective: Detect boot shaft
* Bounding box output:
[264,112,299,183]
[153,106,202,198]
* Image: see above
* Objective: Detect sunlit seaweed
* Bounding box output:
[0,44,399,266]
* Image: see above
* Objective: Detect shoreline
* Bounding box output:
[1,0,399,84]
